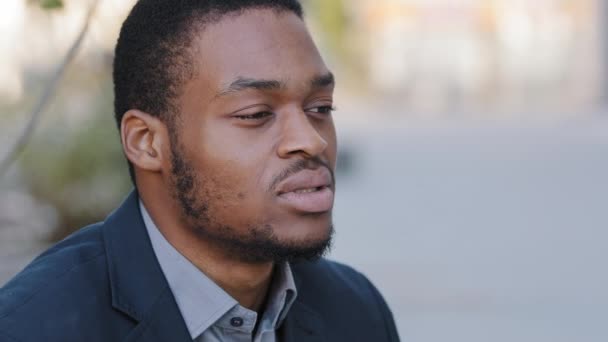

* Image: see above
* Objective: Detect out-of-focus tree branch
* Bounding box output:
[0,0,100,179]
[29,0,64,10]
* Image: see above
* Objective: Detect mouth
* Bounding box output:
[289,185,330,194]
[275,168,334,213]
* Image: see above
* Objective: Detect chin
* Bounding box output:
[274,214,333,243]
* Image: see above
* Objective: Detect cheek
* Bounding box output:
[197,153,271,214]
[200,162,275,229]
[200,129,275,200]
[321,121,338,167]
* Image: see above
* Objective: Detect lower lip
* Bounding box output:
[277,187,334,213]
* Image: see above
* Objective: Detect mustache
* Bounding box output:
[269,157,335,193]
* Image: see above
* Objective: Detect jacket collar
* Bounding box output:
[279,263,326,342]
[102,190,191,341]
[280,300,326,342]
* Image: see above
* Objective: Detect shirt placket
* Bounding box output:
[216,305,258,342]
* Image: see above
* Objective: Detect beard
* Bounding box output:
[168,139,333,264]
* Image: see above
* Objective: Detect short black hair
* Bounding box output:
[113,0,304,184]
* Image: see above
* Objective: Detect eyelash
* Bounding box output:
[236,112,273,120]
[308,106,336,115]
[235,106,336,120]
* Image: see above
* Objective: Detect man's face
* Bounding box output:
[166,9,337,263]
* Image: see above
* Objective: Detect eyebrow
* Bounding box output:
[215,72,335,99]
[216,78,285,98]
[311,72,335,89]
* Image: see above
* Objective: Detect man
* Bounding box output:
[0,0,400,341]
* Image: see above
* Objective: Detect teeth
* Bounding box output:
[294,187,320,194]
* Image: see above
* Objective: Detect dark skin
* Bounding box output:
[120,9,337,311]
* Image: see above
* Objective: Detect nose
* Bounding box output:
[277,110,328,159]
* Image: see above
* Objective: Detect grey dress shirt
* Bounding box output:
[140,202,297,342]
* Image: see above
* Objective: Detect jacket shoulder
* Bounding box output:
[292,258,381,299]
[291,258,400,341]
[0,223,118,341]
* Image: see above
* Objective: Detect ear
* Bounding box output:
[120,109,167,174]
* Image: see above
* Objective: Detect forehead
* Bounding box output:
[190,9,329,92]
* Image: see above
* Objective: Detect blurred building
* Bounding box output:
[1,0,606,117]
[347,0,604,116]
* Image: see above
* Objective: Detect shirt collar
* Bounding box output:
[139,201,297,339]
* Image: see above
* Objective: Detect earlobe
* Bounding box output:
[121,110,165,173]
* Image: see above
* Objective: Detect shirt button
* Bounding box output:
[230,317,244,327]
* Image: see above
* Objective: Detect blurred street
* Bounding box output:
[3,113,607,341]
[330,114,608,341]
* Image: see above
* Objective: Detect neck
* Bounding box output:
[139,185,275,311]
[201,259,275,311]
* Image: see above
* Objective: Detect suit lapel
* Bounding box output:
[102,191,191,342]
[124,289,192,342]
[280,301,326,342]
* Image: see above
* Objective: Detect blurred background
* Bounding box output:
[1,0,607,341]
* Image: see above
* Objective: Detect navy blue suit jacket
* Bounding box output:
[0,192,400,341]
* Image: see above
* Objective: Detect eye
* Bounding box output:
[235,111,273,120]
[307,106,336,115]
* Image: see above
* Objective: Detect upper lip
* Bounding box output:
[275,168,333,195]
